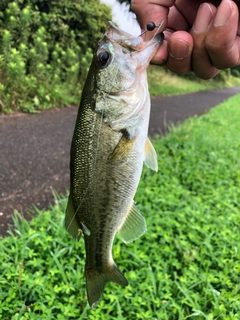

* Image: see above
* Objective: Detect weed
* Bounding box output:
[1,95,240,319]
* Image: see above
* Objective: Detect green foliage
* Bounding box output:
[148,66,240,96]
[116,0,131,8]
[0,0,112,113]
[1,94,240,318]
[0,0,239,113]
[231,65,240,78]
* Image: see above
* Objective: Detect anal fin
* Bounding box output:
[118,202,146,244]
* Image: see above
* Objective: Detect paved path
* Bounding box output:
[149,87,240,135]
[1,87,240,236]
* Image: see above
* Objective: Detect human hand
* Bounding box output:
[132,0,240,79]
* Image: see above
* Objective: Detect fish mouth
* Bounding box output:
[138,32,164,66]
[104,22,164,66]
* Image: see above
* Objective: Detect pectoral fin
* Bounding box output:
[65,194,82,240]
[144,137,158,172]
[118,203,146,244]
[109,134,136,163]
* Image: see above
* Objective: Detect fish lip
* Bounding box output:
[107,21,135,39]
[106,21,164,46]
[143,32,164,51]
[103,22,144,52]
[104,21,164,55]
[134,32,164,67]
[148,32,164,45]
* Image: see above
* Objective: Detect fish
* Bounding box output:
[65,21,164,308]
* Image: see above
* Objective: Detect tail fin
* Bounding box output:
[85,264,128,308]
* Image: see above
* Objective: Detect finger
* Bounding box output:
[206,0,240,69]
[150,29,177,66]
[166,31,193,73]
[150,3,192,68]
[131,0,176,40]
[167,2,195,30]
[191,3,219,79]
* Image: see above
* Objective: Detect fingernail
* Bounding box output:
[193,3,214,33]
[214,0,232,27]
[169,39,190,60]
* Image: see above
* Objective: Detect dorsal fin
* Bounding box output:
[118,202,146,243]
[144,137,158,172]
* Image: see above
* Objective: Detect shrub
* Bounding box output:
[0,0,112,113]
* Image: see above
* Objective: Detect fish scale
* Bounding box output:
[65,21,164,308]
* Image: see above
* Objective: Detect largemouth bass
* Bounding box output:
[65,22,163,308]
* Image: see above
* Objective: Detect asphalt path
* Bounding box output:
[1,87,240,236]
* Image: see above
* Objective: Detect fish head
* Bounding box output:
[84,22,164,134]
[92,21,164,94]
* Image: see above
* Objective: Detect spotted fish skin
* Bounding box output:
[65,22,163,308]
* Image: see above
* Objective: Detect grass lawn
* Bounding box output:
[148,66,240,96]
[1,94,240,319]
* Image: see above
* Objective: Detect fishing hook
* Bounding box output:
[139,20,164,37]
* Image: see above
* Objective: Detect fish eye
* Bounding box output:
[98,51,110,67]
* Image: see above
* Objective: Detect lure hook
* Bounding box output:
[139,20,164,37]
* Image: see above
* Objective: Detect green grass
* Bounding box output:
[1,94,240,319]
[148,66,240,96]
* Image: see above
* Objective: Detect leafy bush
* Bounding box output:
[231,65,240,78]
[1,94,240,319]
[0,0,111,112]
